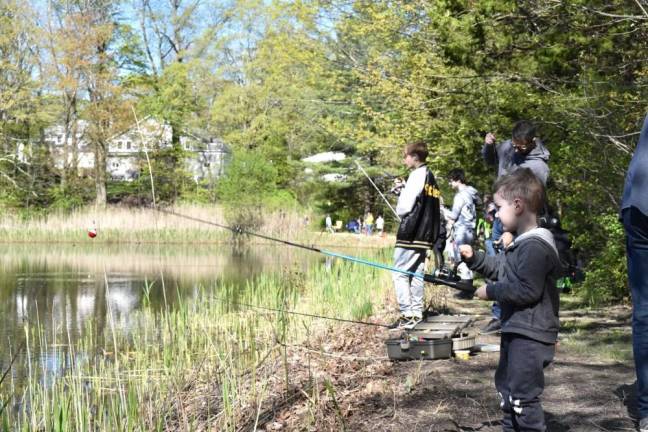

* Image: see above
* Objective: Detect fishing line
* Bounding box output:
[215,296,391,328]
[0,339,25,387]
[156,207,472,292]
[132,107,157,209]
[354,160,400,221]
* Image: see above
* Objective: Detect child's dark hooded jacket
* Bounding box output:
[466,227,561,344]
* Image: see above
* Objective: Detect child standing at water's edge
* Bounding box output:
[389,141,441,329]
[460,168,560,431]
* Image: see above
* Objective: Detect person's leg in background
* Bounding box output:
[453,225,475,299]
[485,237,496,256]
[482,217,503,334]
[623,206,648,431]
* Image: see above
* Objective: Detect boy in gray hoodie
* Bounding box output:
[446,168,480,298]
[481,120,551,334]
[460,168,560,432]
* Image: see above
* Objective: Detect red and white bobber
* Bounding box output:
[88,222,97,238]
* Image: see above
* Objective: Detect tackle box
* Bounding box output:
[385,314,477,360]
[385,337,452,361]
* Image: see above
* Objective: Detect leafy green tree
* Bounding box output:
[216,149,295,231]
[321,0,647,302]
[210,1,335,189]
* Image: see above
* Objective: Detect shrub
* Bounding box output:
[575,214,628,305]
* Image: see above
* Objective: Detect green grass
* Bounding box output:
[558,296,633,363]
[0,249,393,430]
[559,325,632,363]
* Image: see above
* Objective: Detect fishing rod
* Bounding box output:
[132,107,157,209]
[156,208,473,292]
[354,160,400,221]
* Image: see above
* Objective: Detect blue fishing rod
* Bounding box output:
[157,208,473,292]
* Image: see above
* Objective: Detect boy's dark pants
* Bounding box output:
[496,333,555,432]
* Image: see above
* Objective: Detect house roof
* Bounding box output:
[302,152,346,163]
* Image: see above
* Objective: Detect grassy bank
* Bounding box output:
[0,249,395,430]
[0,205,393,248]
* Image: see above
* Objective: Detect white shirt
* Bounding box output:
[396,165,427,217]
[376,216,384,230]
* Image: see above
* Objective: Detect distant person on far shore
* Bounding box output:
[325,214,334,234]
[346,219,359,233]
[365,212,374,235]
[376,215,385,237]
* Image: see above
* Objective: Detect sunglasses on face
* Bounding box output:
[512,138,534,152]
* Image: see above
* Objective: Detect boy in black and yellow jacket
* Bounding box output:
[390,141,441,329]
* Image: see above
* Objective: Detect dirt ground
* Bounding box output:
[250,297,639,432]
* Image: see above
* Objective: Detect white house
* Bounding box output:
[43,121,94,170]
[181,134,230,181]
[43,118,230,181]
[104,117,172,181]
[301,151,348,182]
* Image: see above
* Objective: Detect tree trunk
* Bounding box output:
[71,97,79,176]
[61,93,71,189]
[94,139,107,206]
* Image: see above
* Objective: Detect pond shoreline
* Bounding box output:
[0,204,397,247]
[0,245,394,429]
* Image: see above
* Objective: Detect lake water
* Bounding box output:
[0,242,323,387]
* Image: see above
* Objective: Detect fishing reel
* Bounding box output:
[423,265,473,292]
[388,177,406,195]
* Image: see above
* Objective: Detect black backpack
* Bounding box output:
[538,214,582,282]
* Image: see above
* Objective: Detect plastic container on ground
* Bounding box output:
[385,338,452,361]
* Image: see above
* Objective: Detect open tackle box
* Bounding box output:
[386,315,477,361]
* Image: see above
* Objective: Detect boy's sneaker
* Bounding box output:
[388,315,412,329]
[480,318,502,335]
[640,417,648,432]
[403,315,423,330]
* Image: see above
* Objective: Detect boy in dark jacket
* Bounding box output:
[459,168,560,432]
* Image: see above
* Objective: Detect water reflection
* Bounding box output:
[0,243,321,387]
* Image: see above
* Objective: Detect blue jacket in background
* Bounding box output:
[622,114,648,216]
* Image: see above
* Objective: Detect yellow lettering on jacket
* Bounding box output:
[424,184,441,198]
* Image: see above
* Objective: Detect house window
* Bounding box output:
[116,141,122,149]
[57,135,63,143]
[126,141,131,149]
[203,162,210,168]
[112,162,120,168]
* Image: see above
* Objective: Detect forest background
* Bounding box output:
[1,0,647,304]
